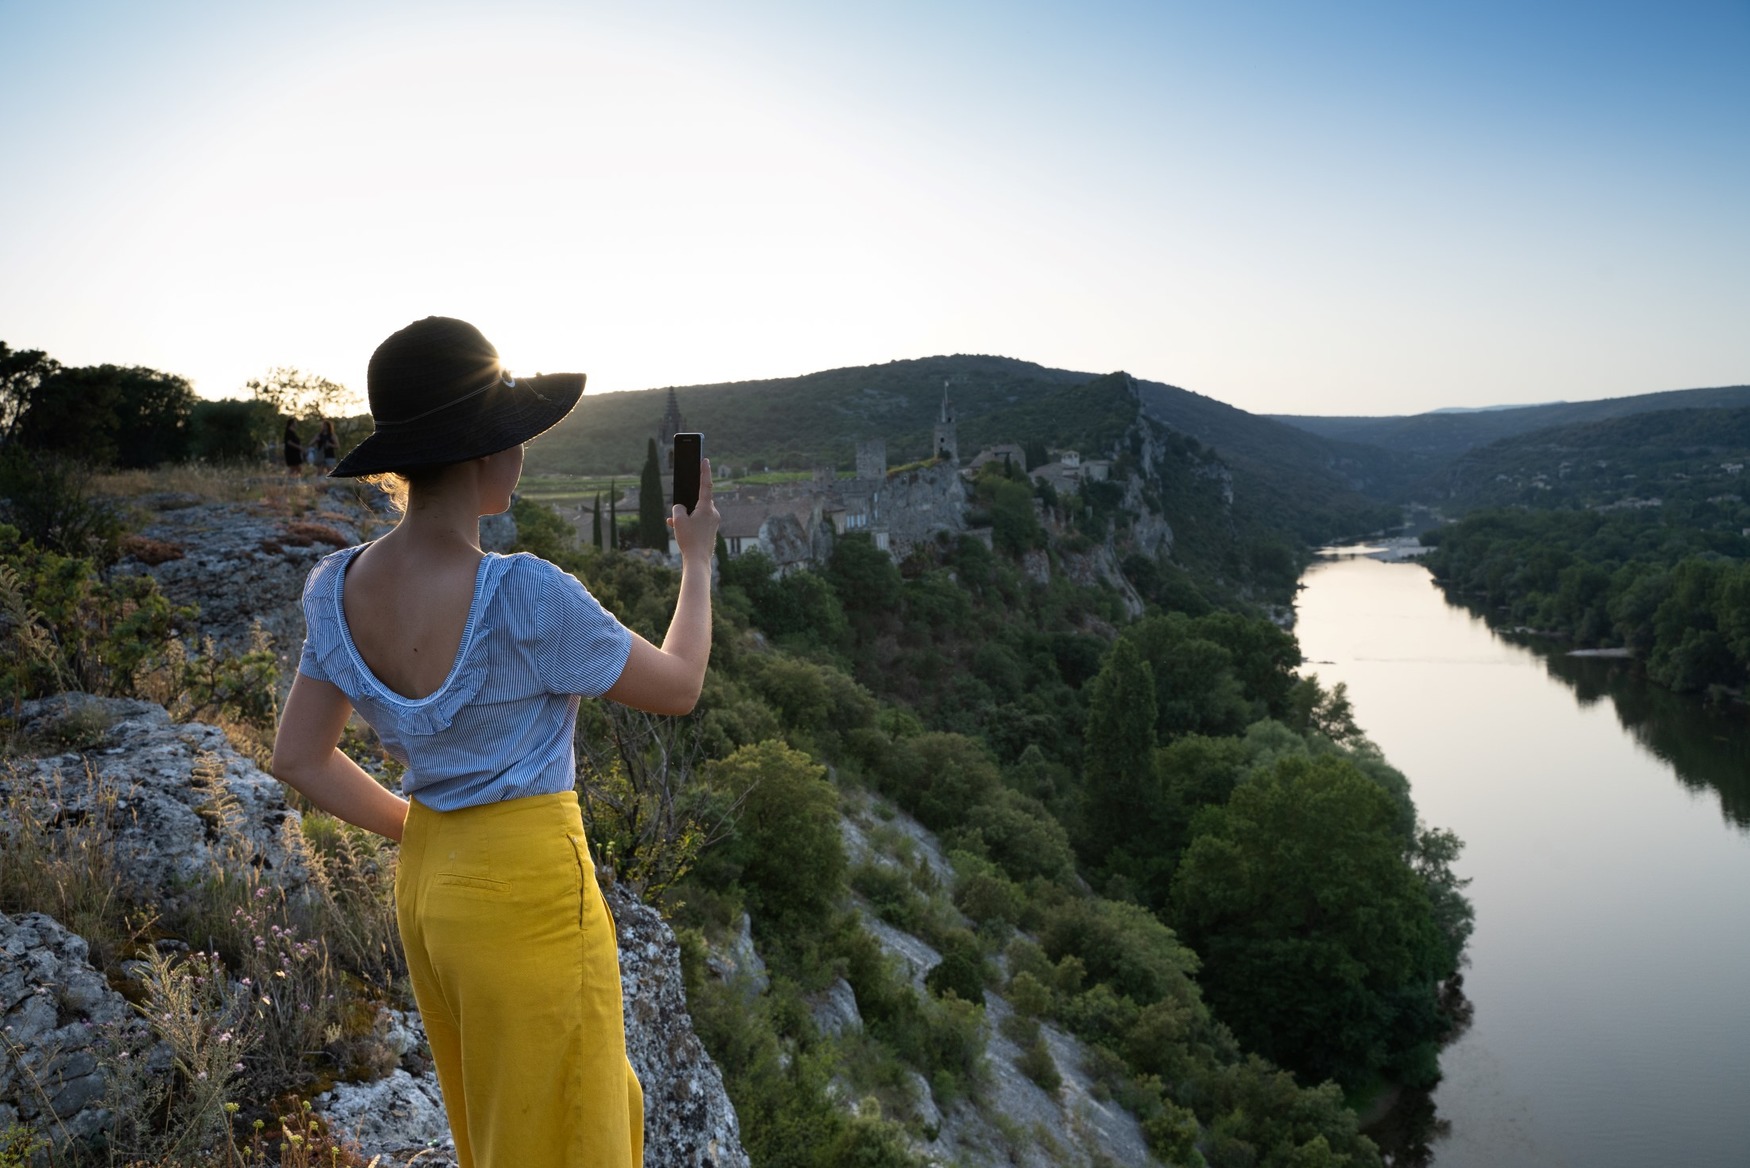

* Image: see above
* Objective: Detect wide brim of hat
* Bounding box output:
[329,372,586,478]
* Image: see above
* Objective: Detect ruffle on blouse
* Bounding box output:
[304,548,509,739]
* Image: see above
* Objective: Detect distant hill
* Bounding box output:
[528,355,1397,546]
[1271,383,1750,472]
[1130,378,1407,536]
[1425,405,1750,526]
[528,355,1103,477]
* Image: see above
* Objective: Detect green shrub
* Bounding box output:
[0,450,124,561]
[851,862,927,934]
[923,928,988,1004]
[707,740,847,950]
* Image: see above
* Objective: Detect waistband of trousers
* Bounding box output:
[403,789,582,844]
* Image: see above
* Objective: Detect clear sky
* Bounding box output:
[3,0,1745,417]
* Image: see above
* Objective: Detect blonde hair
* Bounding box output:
[360,465,450,515]
[361,472,412,514]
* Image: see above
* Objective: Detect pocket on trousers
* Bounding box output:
[434,873,510,896]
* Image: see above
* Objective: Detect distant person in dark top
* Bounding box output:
[283,418,304,477]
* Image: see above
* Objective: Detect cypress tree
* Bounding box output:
[1082,638,1158,867]
[592,492,603,551]
[608,480,618,551]
[638,438,668,549]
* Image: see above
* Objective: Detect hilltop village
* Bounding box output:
[615,387,1111,572]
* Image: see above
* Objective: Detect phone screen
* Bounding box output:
[672,432,703,513]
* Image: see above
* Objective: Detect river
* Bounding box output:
[1294,551,1750,1168]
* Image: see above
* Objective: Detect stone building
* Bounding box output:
[659,384,995,569]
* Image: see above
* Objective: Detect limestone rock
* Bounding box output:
[809,977,863,1039]
[3,696,747,1168]
[703,913,768,999]
[609,881,750,1168]
[115,491,387,652]
[3,695,306,913]
[316,1069,454,1163]
[0,910,143,1153]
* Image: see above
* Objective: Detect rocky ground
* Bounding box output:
[0,694,746,1167]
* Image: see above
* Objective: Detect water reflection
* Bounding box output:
[1299,553,1750,1167]
[1532,649,1750,831]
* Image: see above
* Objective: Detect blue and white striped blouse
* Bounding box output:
[297,544,633,811]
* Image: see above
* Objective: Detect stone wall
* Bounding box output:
[876,460,969,556]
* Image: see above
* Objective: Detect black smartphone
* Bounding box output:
[672,432,703,513]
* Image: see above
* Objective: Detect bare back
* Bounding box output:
[341,537,484,701]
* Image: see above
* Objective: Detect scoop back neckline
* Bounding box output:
[333,543,498,706]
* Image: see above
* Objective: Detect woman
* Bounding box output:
[282,417,304,476]
[314,418,339,470]
[271,316,717,1168]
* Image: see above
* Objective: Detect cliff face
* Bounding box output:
[0,694,746,1167]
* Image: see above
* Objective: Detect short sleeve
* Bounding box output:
[522,558,634,697]
[297,633,330,683]
[296,559,335,683]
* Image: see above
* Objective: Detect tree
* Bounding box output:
[592,493,603,551]
[983,474,1043,555]
[245,366,357,426]
[1081,638,1159,867]
[188,398,278,463]
[638,438,667,549]
[12,363,195,467]
[706,740,847,942]
[1170,753,1455,1089]
[608,480,619,551]
[825,532,902,616]
[876,731,1000,832]
[245,367,367,455]
[0,343,59,443]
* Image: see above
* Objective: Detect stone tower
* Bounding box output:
[856,438,887,481]
[932,381,958,463]
[655,389,687,472]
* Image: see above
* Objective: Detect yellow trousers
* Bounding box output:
[397,791,644,1168]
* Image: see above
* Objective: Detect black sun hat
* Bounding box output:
[330,316,585,478]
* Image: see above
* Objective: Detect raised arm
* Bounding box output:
[604,459,720,715]
[272,673,410,841]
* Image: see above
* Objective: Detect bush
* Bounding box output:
[923,928,988,1003]
[707,740,847,948]
[0,524,186,701]
[0,450,123,561]
[875,732,999,832]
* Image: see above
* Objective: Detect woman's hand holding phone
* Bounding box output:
[669,457,718,564]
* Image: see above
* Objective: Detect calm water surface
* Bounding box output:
[1295,553,1750,1168]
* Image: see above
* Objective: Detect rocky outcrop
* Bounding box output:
[0,696,747,1168]
[703,913,769,1000]
[0,911,141,1151]
[611,882,749,1168]
[3,695,307,912]
[114,487,391,652]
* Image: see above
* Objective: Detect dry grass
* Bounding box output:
[1,747,408,1166]
[0,760,154,972]
[93,465,276,506]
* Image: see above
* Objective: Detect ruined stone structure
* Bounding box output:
[699,385,969,569]
[855,438,887,481]
[932,382,959,463]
